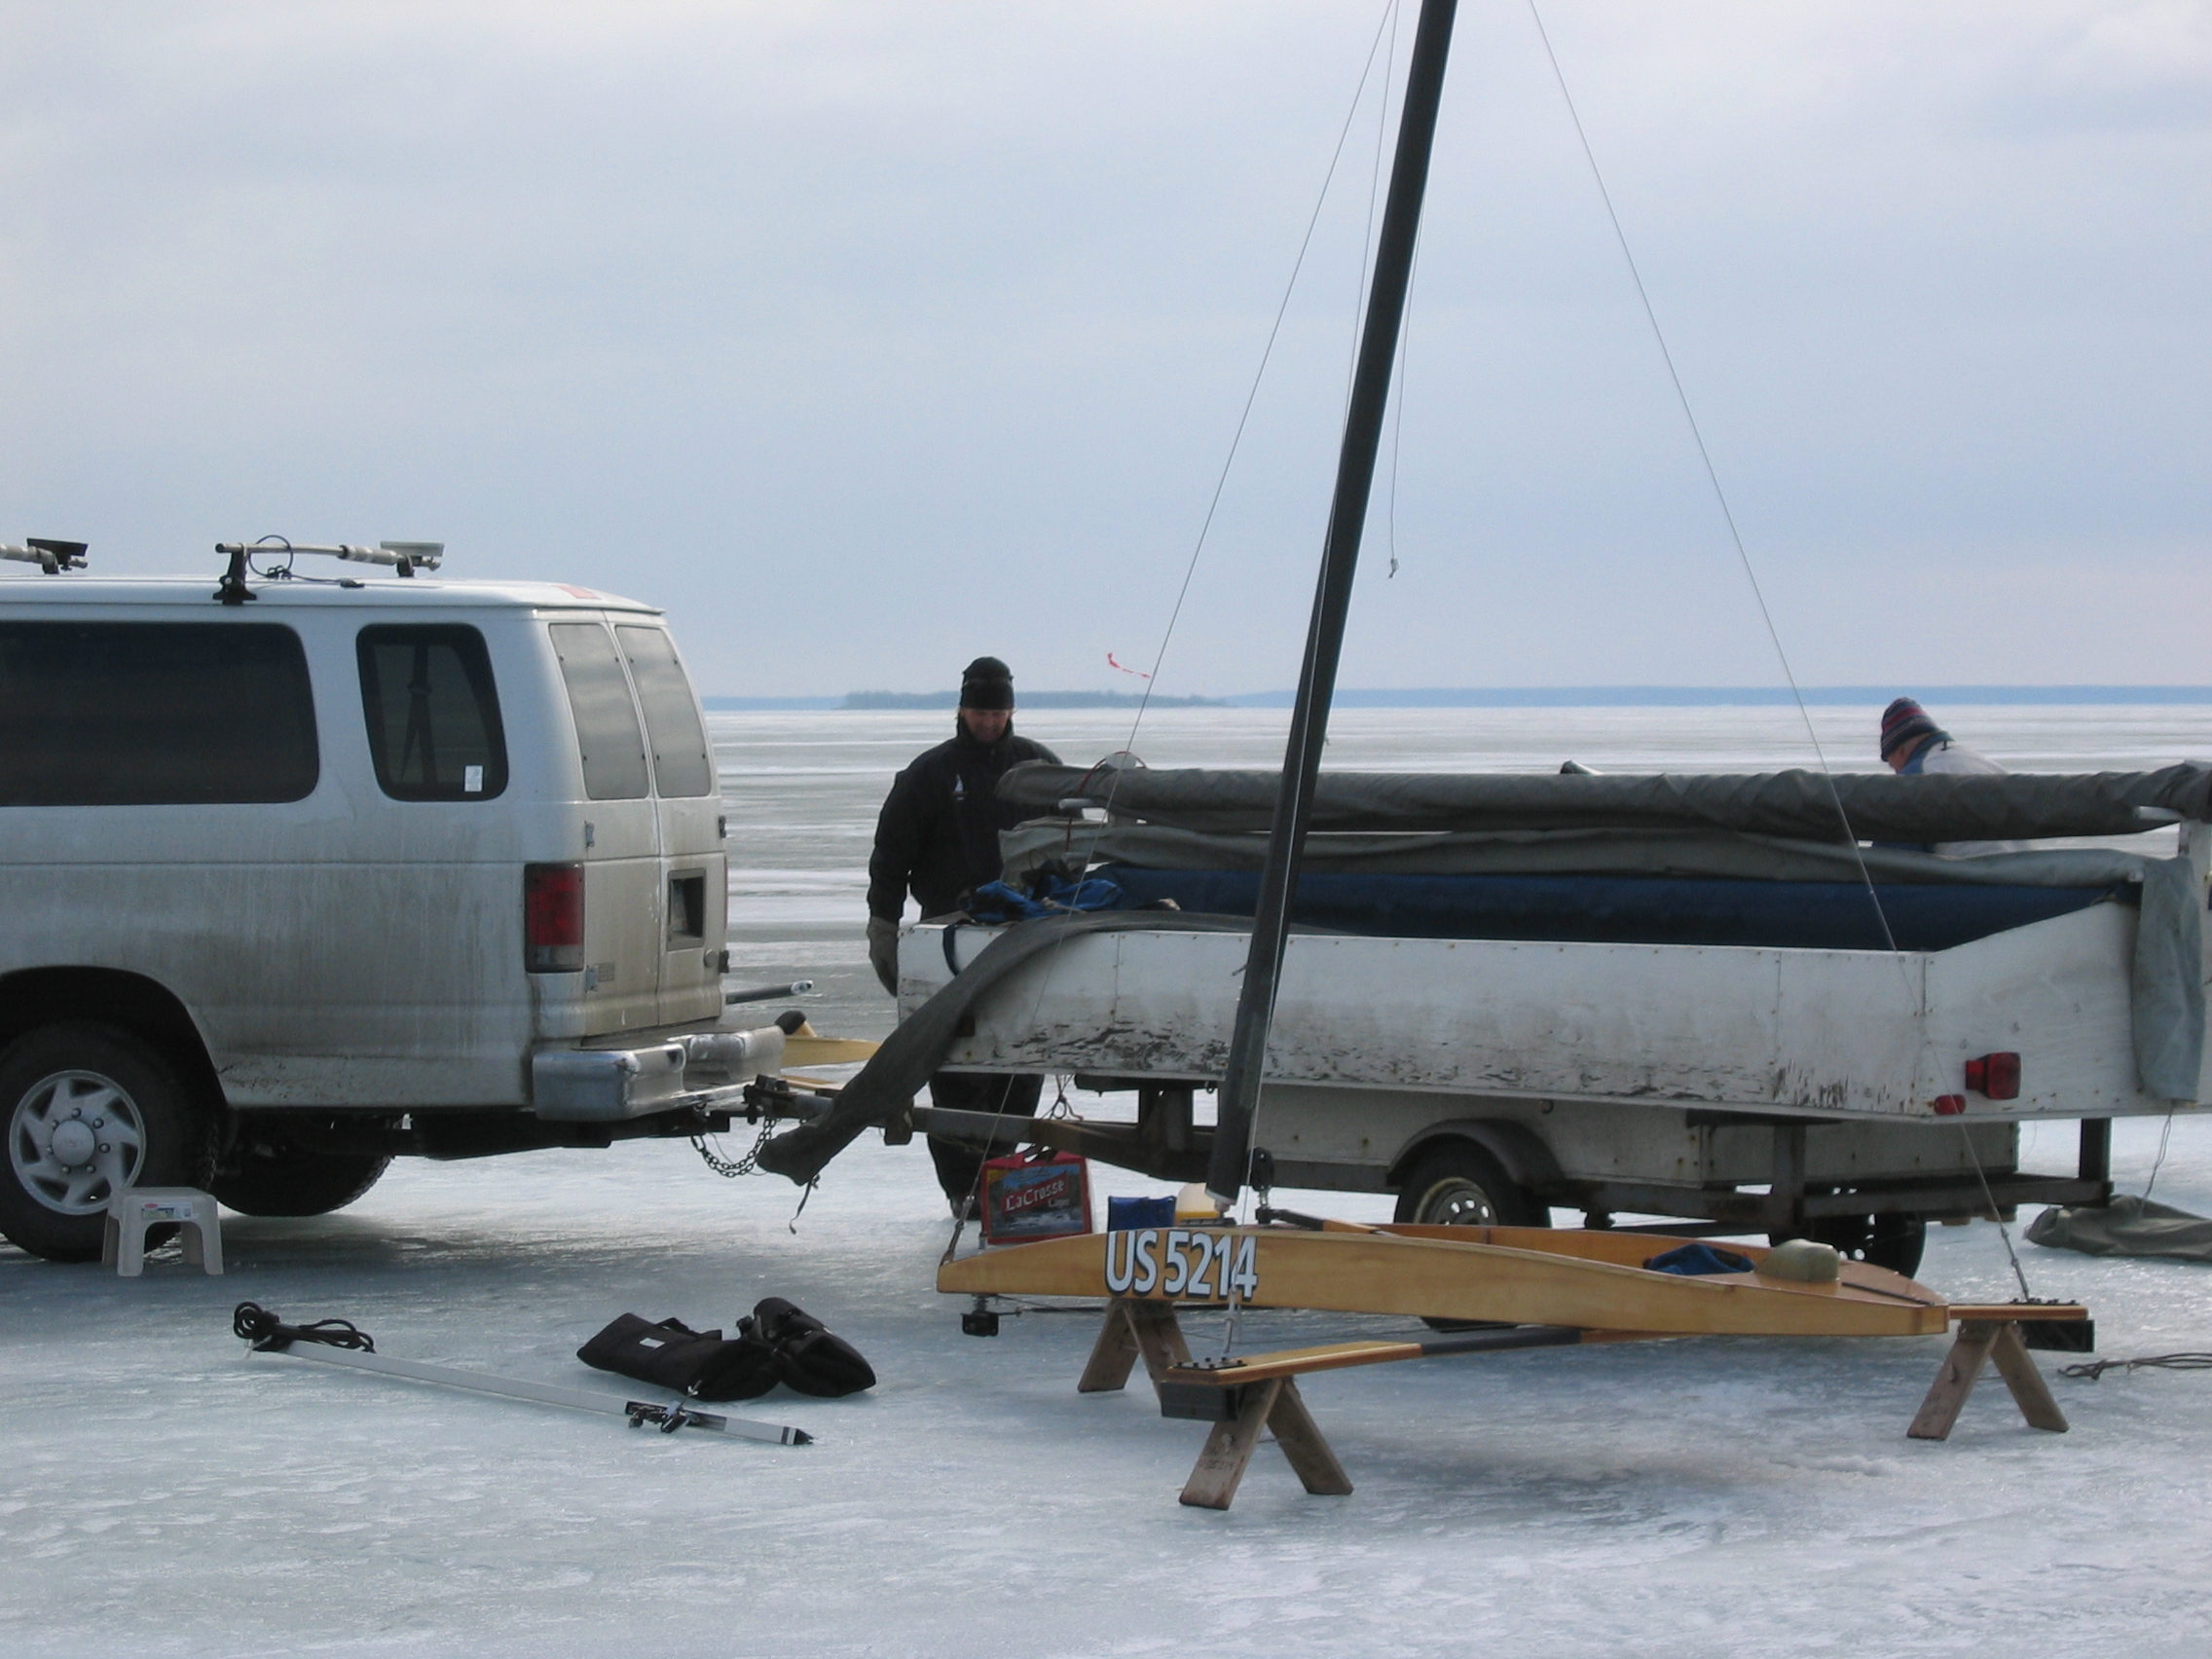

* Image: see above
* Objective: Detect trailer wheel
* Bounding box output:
[1394,1142,1548,1330]
[1393,1142,1548,1230]
[0,1022,213,1263]
[213,1150,391,1217]
[1773,1211,1927,1277]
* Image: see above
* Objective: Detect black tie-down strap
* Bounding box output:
[577,1298,875,1402]
[755,909,1262,1186]
[233,1301,377,1353]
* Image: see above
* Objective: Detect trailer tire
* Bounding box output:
[213,1150,391,1217]
[1395,1141,1549,1330]
[1393,1141,1549,1230]
[1774,1211,1927,1277]
[0,1021,214,1263]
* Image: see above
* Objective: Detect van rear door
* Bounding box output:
[548,618,665,1032]
[612,623,725,1028]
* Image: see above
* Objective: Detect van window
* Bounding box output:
[356,625,508,800]
[0,621,317,805]
[549,622,649,800]
[616,626,716,798]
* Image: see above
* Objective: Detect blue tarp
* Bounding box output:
[1099,867,2120,953]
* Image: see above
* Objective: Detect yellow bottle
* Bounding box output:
[1175,1182,1225,1224]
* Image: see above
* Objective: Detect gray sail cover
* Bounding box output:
[2028,1195,2212,1264]
[999,761,2212,842]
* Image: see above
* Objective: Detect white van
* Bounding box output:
[0,555,752,1261]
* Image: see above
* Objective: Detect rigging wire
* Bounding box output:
[1113,0,1404,757]
[1525,0,2033,1297]
[1346,0,1403,413]
[1385,234,1421,578]
[937,0,1408,1261]
[2144,1104,2179,1199]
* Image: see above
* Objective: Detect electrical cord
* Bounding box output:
[2060,1351,2212,1382]
[232,1302,377,1353]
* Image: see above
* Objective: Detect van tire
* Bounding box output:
[212,1151,391,1218]
[0,1022,214,1263]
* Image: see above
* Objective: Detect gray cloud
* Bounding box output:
[1,1,2205,696]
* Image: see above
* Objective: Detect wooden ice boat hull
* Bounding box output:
[940,1223,2086,1509]
[938,1224,1952,1339]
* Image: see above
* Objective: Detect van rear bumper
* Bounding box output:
[530,1042,753,1123]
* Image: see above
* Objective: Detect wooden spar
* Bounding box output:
[779,1036,880,1068]
[1207,0,1463,1205]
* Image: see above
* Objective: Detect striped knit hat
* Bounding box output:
[1879,697,1946,762]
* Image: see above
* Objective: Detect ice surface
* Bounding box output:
[6,1119,2212,1659]
[9,706,2212,1656]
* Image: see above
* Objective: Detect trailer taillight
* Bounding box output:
[1932,1094,1967,1116]
[525,863,584,972]
[1964,1051,2021,1100]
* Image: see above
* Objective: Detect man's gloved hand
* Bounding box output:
[866,916,901,995]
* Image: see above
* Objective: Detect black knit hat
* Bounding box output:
[959,656,1014,711]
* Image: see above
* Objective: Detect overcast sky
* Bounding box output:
[2,2,2205,697]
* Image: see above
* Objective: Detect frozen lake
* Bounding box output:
[7,704,2212,1657]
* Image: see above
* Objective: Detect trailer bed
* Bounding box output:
[905,897,2198,1123]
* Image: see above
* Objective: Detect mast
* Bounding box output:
[1204,0,1461,1205]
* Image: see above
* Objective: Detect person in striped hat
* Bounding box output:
[1879,697,2021,855]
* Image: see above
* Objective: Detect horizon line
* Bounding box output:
[704,683,2212,711]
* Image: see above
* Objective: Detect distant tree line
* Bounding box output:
[841,689,1224,709]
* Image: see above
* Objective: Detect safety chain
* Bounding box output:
[691,1116,777,1180]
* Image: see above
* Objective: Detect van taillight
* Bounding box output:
[525,863,584,972]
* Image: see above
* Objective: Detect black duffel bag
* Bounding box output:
[575,1313,780,1401]
[743,1298,876,1398]
[579,1301,874,1401]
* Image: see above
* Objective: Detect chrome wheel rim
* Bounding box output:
[1416,1175,1497,1227]
[9,1070,147,1215]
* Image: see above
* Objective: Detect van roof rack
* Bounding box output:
[214,538,444,605]
[2,538,89,574]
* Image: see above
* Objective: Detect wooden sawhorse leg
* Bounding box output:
[1909,1319,2069,1440]
[1179,1377,1353,1510]
[1078,1299,1193,1393]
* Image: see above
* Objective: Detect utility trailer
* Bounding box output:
[887,762,2212,1274]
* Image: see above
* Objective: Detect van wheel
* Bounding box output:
[0,1023,213,1263]
[213,1150,391,1217]
[1393,1142,1549,1332]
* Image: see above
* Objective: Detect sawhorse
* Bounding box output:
[1077,1298,2087,1510]
[1907,1307,2083,1441]
[1076,1298,1349,1509]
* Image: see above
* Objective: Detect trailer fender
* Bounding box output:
[1386,1118,1565,1198]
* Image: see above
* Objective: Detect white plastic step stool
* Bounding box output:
[103,1188,223,1276]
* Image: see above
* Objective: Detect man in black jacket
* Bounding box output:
[866,656,1061,1208]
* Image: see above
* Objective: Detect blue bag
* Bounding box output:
[1642,1242,1755,1276]
[1107,1196,1176,1231]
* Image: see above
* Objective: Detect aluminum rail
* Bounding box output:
[248,1343,813,1443]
